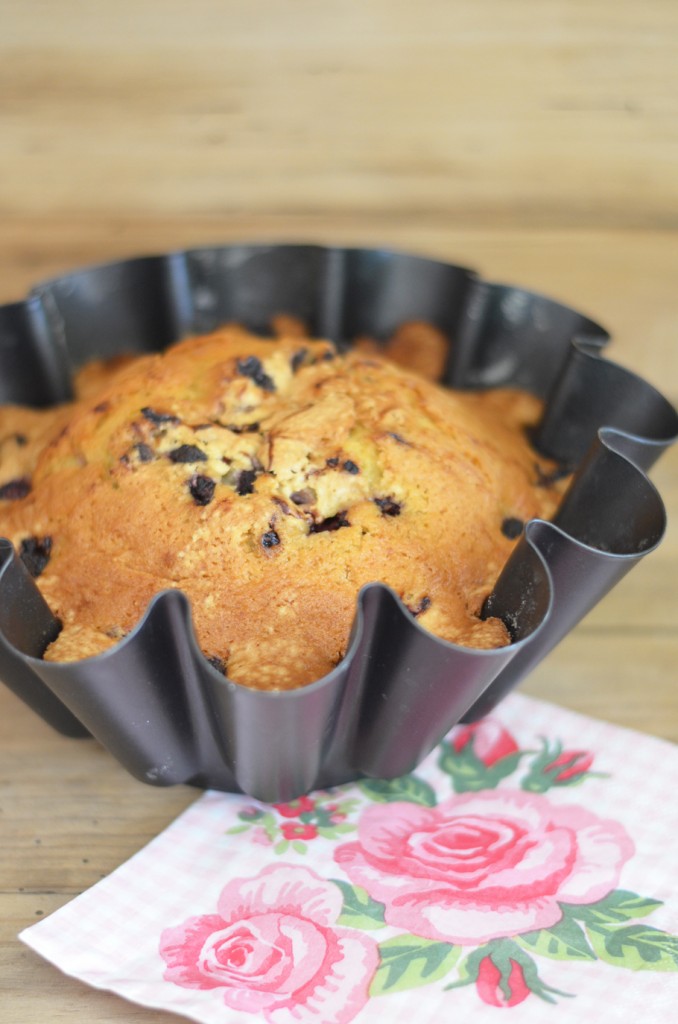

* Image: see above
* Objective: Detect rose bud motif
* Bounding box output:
[452,719,520,766]
[522,741,598,793]
[440,719,522,791]
[546,749,595,783]
[476,955,530,1008]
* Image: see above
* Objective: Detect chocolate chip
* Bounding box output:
[261,530,280,548]
[0,477,31,501]
[20,536,52,578]
[375,496,401,517]
[14,433,28,446]
[226,422,261,434]
[168,444,208,464]
[310,512,350,534]
[387,431,409,446]
[326,457,340,468]
[342,460,360,475]
[206,655,228,675]
[189,474,216,506]
[134,443,154,463]
[290,348,308,373]
[290,487,317,505]
[236,469,257,496]
[141,407,180,425]
[236,356,276,392]
[501,517,524,540]
[409,595,431,617]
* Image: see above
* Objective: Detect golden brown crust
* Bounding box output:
[354,321,449,383]
[0,326,567,689]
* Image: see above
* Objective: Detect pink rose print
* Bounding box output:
[476,956,530,1008]
[334,789,634,944]
[159,864,378,1024]
[452,719,519,767]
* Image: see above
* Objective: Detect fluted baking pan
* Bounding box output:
[0,244,675,801]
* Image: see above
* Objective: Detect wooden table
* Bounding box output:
[1,2,677,1020]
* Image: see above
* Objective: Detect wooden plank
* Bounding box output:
[1,2,677,227]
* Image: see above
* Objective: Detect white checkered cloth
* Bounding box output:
[20,693,678,1023]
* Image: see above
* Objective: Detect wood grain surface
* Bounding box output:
[1,2,676,1021]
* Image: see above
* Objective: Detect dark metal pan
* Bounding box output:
[0,244,675,800]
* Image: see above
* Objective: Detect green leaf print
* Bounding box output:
[370,935,460,995]
[586,924,678,972]
[564,890,664,926]
[517,915,596,961]
[438,740,525,792]
[358,775,437,806]
[316,824,356,839]
[331,880,387,930]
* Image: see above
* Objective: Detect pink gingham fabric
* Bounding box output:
[20,693,678,1023]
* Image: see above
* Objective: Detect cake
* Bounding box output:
[0,323,567,690]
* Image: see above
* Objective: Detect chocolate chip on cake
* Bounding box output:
[189,474,216,506]
[236,469,257,496]
[236,356,276,392]
[0,477,31,501]
[226,422,261,435]
[375,496,401,516]
[141,407,180,425]
[290,348,308,373]
[501,517,524,540]
[168,444,208,464]
[134,443,154,463]
[19,536,52,578]
[387,431,409,445]
[326,457,340,468]
[290,487,317,506]
[261,529,280,548]
[342,460,360,474]
[310,512,350,534]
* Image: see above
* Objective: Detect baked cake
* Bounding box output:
[0,324,567,690]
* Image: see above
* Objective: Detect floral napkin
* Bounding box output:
[20,692,678,1023]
